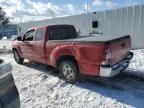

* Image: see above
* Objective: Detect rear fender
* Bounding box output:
[73,44,105,76]
[50,45,76,67]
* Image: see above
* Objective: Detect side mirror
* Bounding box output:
[17,37,22,41]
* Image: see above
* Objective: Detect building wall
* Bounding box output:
[20,4,144,49]
[0,24,18,39]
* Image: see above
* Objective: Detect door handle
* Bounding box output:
[24,42,32,46]
[25,41,29,44]
[25,42,30,45]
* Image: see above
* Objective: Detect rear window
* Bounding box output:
[67,27,76,38]
[49,27,77,40]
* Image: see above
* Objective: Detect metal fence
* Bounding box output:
[98,5,144,49]
[20,4,144,49]
[0,24,18,39]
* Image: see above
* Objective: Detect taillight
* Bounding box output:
[101,48,112,65]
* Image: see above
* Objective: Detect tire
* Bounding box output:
[59,61,79,84]
[13,49,24,64]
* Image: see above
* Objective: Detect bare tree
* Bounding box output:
[0,7,9,25]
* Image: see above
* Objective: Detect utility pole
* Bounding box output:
[49,9,54,18]
[17,16,23,36]
[84,2,89,14]
[20,16,23,34]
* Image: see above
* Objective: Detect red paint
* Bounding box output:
[12,25,131,76]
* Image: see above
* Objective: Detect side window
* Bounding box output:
[49,29,59,40]
[49,28,68,40]
[35,28,44,41]
[67,27,77,38]
[59,28,67,39]
[49,27,77,40]
[24,29,35,41]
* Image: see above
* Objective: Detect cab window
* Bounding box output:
[35,28,44,41]
[23,29,35,41]
[49,27,77,40]
[49,28,59,40]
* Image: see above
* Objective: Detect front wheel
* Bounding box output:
[13,50,24,64]
[59,61,79,84]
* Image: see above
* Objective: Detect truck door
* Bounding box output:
[20,29,35,60]
[28,28,46,64]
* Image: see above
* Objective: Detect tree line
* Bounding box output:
[0,7,9,25]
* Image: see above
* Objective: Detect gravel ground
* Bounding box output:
[0,52,144,108]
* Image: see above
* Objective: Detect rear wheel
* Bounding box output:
[59,61,79,84]
[13,49,24,64]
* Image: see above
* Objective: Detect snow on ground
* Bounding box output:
[0,52,144,108]
[126,49,144,77]
[129,49,144,70]
[1,40,144,108]
[0,40,12,49]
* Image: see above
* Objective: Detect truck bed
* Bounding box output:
[49,35,131,65]
[50,35,130,44]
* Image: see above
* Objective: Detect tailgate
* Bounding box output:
[108,36,131,65]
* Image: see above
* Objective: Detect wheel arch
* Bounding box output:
[56,55,79,70]
[12,47,23,58]
[12,48,17,51]
[49,45,77,67]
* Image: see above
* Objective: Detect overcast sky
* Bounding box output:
[0,0,144,23]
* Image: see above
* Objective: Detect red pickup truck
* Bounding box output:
[12,25,133,83]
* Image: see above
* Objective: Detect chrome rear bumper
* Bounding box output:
[99,52,133,77]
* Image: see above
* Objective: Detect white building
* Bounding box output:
[20,4,144,49]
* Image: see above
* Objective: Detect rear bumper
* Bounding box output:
[99,52,133,77]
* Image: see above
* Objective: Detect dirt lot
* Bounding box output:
[1,51,144,108]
